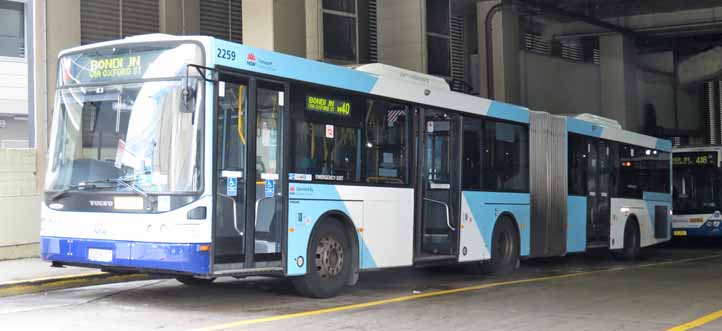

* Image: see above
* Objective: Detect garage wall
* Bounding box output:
[0,148,40,260]
[520,50,601,116]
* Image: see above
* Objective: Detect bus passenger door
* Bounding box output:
[214,76,250,265]
[417,109,460,260]
[213,74,286,270]
[587,140,612,247]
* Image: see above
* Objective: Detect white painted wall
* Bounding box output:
[0,148,40,259]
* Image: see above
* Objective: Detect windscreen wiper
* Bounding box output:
[50,182,106,201]
[50,177,149,201]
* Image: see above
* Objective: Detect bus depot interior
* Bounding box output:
[12,0,722,330]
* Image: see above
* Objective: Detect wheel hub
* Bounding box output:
[315,237,344,279]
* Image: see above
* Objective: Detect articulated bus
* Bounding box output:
[41,34,673,297]
[672,146,722,237]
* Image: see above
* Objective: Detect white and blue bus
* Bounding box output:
[672,146,722,237]
[41,34,672,297]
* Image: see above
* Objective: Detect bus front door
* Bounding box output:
[417,109,460,260]
[213,74,287,271]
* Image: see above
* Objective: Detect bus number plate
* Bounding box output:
[88,248,113,262]
[673,230,687,236]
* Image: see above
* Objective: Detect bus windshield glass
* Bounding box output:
[45,43,204,194]
[673,152,722,215]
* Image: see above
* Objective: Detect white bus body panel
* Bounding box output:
[41,196,213,244]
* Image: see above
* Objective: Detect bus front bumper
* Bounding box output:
[40,237,211,275]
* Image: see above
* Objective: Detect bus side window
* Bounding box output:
[363,99,410,185]
[462,116,482,190]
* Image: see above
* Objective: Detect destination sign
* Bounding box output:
[306,95,351,117]
[673,152,717,166]
[88,55,144,80]
[58,44,202,86]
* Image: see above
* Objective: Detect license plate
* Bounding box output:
[88,248,113,262]
[673,230,688,236]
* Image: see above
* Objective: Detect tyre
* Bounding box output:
[176,276,216,286]
[291,221,352,298]
[479,217,520,275]
[616,218,641,261]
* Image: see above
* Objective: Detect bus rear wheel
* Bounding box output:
[615,218,640,261]
[291,221,352,298]
[479,218,520,275]
[176,276,216,286]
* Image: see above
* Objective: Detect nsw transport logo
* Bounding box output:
[246,53,256,66]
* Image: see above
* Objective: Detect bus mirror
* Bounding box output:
[181,78,198,113]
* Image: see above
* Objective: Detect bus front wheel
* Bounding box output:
[479,218,520,275]
[291,221,352,298]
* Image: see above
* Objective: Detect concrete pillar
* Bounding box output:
[160,0,200,35]
[34,0,80,178]
[476,0,520,104]
[377,0,425,72]
[600,34,638,130]
[243,0,305,57]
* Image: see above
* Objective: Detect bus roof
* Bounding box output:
[60,34,672,152]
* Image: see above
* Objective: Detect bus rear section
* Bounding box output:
[672,147,722,237]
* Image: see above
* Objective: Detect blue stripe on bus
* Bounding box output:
[677,224,722,237]
[487,101,530,124]
[40,237,210,274]
[461,191,531,257]
[567,195,587,253]
[286,183,376,276]
[211,39,378,94]
[656,139,673,152]
[642,191,673,239]
[567,117,604,137]
[643,191,672,203]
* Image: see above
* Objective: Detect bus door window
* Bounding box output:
[254,84,284,256]
[215,79,249,262]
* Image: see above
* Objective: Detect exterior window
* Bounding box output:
[290,85,362,183]
[200,0,243,43]
[0,0,24,58]
[322,0,357,62]
[462,117,482,190]
[426,0,450,77]
[80,0,159,45]
[323,0,355,13]
[363,99,410,184]
[482,120,529,192]
[618,144,670,198]
[292,121,360,182]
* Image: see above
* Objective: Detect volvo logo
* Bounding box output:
[89,200,113,207]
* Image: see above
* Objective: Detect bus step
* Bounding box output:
[414,254,457,267]
[586,241,609,249]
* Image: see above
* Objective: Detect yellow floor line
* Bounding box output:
[0,272,107,287]
[667,308,722,331]
[188,254,722,331]
[0,273,150,297]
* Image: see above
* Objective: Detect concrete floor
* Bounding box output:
[2,240,722,330]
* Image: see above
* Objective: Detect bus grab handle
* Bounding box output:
[423,197,455,231]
